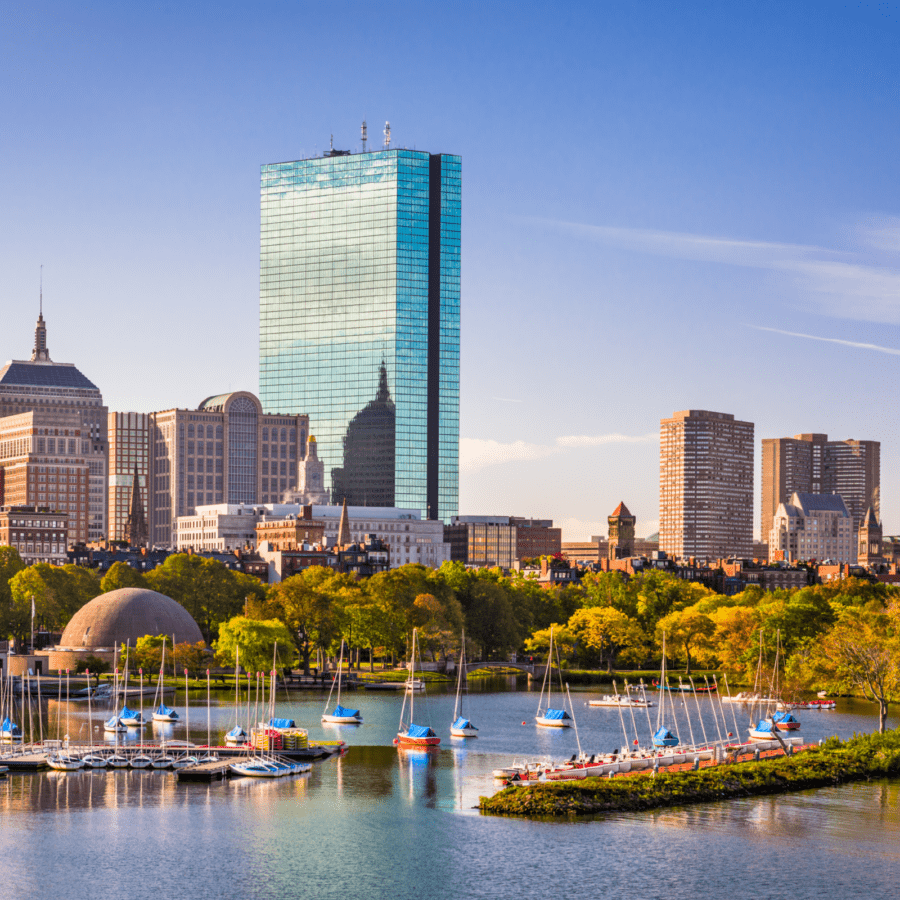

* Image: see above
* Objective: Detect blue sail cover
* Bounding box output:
[772,711,799,725]
[1,716,20,736]
[156,705,178,718]
[652,727,678,747]
[105,715,120,729]
[452,717,475,730]
[120,706,139,720]
[753,718,775,734]
[268,718,296,729]
[332,705,360,718]
[226,726,247,739]
[405,724,436,738]
[543,708,571,720]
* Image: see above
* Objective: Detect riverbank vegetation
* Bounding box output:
[479,729,900,818]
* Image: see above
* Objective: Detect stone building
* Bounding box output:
[0,505,69,565]
[607,501,636,560]
[769,492,855,563]
[0,309,108,540]
[857,506,884,567]
[282,435,330,505]
[148,391,309,547]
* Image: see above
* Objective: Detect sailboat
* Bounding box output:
[651,634,679,748]
[103,660,126,733]
[152,640,179,723]
[535,626,572,727]
[119,645,145,728]
[225,648,249,745]
[749,630,801,740]
[170,668,199,769]
[46,670,85,771]
[322,638,362,724]
[81,668,108,768]
[394,628,440,747]
[450,630,478,737]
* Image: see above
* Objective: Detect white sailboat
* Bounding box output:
[535,626,572,728]
[81,669,108,768]
[170,668,199,769]
[46,670,85,771]
[225,648,249,745]
[450,630,478,737]
[152,640,179,723]
[322,639,362,724]
[394,628,440,747]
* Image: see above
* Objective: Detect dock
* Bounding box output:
[177,759,233,782]
[1,753,49,771]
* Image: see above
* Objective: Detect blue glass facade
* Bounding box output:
[259,149,460,520]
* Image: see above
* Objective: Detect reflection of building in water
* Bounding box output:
[331,364,396,507]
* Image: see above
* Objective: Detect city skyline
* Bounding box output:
[2,2,898,540]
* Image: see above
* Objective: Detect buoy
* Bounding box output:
[522,721,526,725]
[728,732,733,737]
[633,739,638,745]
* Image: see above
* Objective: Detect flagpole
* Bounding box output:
[30,594,35,655]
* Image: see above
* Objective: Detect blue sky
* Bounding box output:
[2,1,899,539]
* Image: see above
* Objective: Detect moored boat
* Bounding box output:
[395,629,440,748]
[535,626,573,729]
[449,630,478,737]
[322,639,363,724]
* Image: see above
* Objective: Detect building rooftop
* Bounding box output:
[0,360,99,392]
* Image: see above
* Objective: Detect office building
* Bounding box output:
[660,410,754,560]
[148,391,309,547]
[761,434,880,538]
[0,409,89,544]
[769,492,854,563]
[259,141,461,521]
[0,309,107,540]
[445,516,561,569]
[0,506,69,566]
[107,412,150,543]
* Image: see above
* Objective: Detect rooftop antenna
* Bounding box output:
[330,134,334,151]
[361,119,367,153]
[384,121,391,149]
[39,264,43,316]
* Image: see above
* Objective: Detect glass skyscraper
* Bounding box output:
[259,148,460,521]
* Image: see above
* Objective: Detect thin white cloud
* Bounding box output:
[530,217,900,325]
[460,432,657,473]
[749,325,900,356]
[491,396,523,403]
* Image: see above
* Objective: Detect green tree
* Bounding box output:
[215,616,296,676]
[568,606,645,670]
[172,641,211,679]
[0,546,26,640]
[657,605,716,675]
[132,634,170,681]
[100,562,148,593]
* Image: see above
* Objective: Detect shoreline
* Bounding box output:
[479,730,900,818]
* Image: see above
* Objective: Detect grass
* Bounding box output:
[479,729,900,818]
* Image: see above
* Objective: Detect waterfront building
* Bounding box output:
[259,142,461,520]
[0,505,69,565]
[0,308,107,540]
[0,409,89,544]
[107,411,150,543]
[659,409,754,561]
[148,391,308,547]
[444,516,561,569]
[768,491,854,563]
[761,433,880,537]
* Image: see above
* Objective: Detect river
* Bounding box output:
[1,679,898,899]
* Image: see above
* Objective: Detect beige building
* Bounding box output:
[769,492,854,563]
[176,503,266,551]
[0,310,108,540]
[107,412,150,542]
[660,409,754,561]
[761,433,880,539]
[0,409,89,544]
[148,392,309,547]
[0,506,69,565]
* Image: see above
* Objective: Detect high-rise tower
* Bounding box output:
[259,144,461,521]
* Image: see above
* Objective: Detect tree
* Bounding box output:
[567,607,645,671]
[657,606,716,675]
[708,604,761,679]
[172,641,211,679]
[411,592,463,661]
[132,634,170,681]
[215,617,296,676]
[810,605,900,733]
[0,546,26,640]
[100,562,148,593]
[8,564,92,640]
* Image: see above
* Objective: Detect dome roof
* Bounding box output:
[58,588,204,650]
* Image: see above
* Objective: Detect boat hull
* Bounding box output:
[536,716,571,728]
[322,714,362,724]
[450,726,478,737]
[394,733,440,747]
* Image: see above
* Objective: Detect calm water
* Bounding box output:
[1,680,898,900]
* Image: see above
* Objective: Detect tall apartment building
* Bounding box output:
[0,410,89,544]
[107,412,150,543]
[0,309,107,540]
[259,142,461,521]
[761,434,880,537]
[659,410,754,560]
[148,391,309,547]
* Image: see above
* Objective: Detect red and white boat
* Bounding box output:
[394,628,440,749]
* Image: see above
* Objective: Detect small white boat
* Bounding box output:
[535,627,572,728]
[1,716,23,743]
[152,704,179,723]
[170,755,200,770]
[81,753,108,769]
[106,755,130,769]
[225,726,249,745]
[104,715,126,733]
[450,630,478,738]
[150,755,175,769]
[589,684,653,708]
[322,639,363,724]
[46,753,85,771]
[119,707,145,728]
[229,757,311,778]
[130,754,153,769]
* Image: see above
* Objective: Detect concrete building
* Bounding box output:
[660,410,754,561]
[0,309,108,540]
[148,392,309,547]
[175,502,449,568]
[0,505,69,565]
[444,516,561,569]
[107,411,150,543]
[0,410,89,544]
[769,492,855,563]
[761,433,880,538]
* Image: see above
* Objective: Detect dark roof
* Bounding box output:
[793,492,850,515]
[863,506,880,527]
[610,501,633,518]
[0,361,99,392]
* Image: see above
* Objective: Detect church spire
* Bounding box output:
[337,497,351,547]
[31,266,50,362]
[124,466,148,548]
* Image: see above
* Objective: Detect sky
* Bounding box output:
[2,1,899,541]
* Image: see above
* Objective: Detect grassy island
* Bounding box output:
[479,730,900,818]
